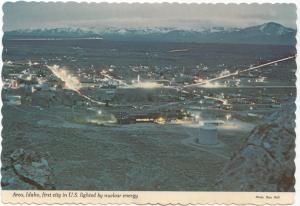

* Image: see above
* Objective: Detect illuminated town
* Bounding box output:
[1,2,296,191]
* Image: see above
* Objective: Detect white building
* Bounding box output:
[197,121,223,145]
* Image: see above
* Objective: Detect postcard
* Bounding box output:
[1,1,297,205]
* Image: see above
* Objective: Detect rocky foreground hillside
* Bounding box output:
[1,149,55,189]
[215,102,296,191]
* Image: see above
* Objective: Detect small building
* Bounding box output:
[197,121,223,145]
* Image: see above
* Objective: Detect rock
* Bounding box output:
[215,102,295,191]
[1,167,36,190]
[4,148,56,190]
[263,142,271,149]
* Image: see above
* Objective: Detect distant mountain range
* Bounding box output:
[4,22,296,45]
[4,28,101,39]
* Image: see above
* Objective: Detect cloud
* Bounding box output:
[3,2,296,31]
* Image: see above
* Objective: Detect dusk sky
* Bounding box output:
[3,2,297,31]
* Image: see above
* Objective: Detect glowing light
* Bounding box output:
[218,69,230,77]
[204,96,228,105]
[202,82,226,88]
[100,70,108,75]
[225,114,232,120]
[28,60,32,67]
[5,60,13,65]
[255,76,266,83]
[184,55,296,88]
[47,64,106,106]
[155,117,166,125]
[136,118,154,122]
[37,78,46,84]
[86,114,117,125]
[130,82,163,89]
[47,65,81,90]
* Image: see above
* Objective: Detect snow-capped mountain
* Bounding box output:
[96,22,296,45]
[97,27,178,35]
[4,28,102,39]
[258,22,295,35]
[4,22,296,45]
